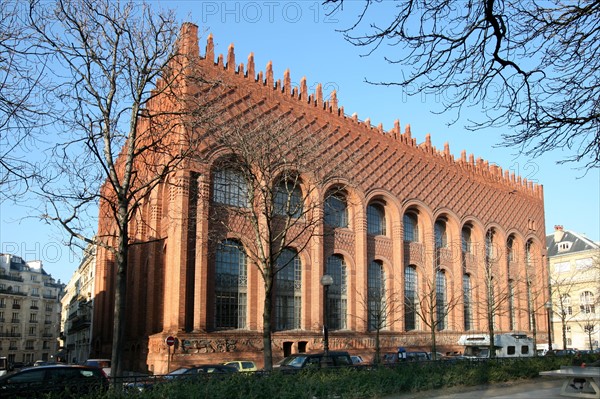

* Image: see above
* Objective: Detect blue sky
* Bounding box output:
[1,1,598,283]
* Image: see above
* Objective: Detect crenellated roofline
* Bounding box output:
[174,22,543,200]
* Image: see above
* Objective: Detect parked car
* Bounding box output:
[222,361,257,372]
[165,364,238,379]
[276,351,353,370]
[0,364,109,398]
[83,358,112,377]
[351,355,364,364]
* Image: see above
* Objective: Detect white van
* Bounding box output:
[458,333,534,359]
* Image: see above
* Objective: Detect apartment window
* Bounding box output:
[580,291,596,314]
[367,204,386,236]
[28,326,36,336]
[368,260,386,330]
[31,287,39,296]
[30,300,38,309]
[29,313,37,322]
[324,193,348,228]
[404,266,417,331]
[12,312,19,323]
[274,248,302,331]
[214,239,247,329]
[212,167,249,207]
[326,255,347,330]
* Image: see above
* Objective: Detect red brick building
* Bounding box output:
[91,24,548,374]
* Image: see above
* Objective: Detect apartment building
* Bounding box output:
[60,245,96,364]
[547,226,600,351]
[0,254,64,366]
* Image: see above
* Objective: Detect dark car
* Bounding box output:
[0,364,109,398]
[276,351,353,370]
[165,364,237,379]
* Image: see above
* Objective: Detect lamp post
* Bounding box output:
[320,274,333,363]
[545,301,553,351]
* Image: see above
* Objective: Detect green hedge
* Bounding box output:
[70,355,585,399]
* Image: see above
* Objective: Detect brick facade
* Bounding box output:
[91,24,548,374]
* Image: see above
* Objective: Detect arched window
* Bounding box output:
[404,266,417,331]
[403,213,419,242]
[580,291,595,314]
[367,204,386,236]
[463,274,472,330]
[325,255,347,330]
[274,180,303,218]
[368,260,386,331]
[324,193,348,228]
[275,248,302,330]
[461,226,472,253]
[436,270,447,330]
[214,240,247,329]
[485,229,495,261]
[434,221,447,248]
[507,236,515,263]
[213,167,248,207]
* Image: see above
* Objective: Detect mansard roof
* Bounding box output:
[170,23,543,200]
[546,227,599,257]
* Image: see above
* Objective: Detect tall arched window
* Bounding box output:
[214,239,247,329]
[404,266,417,331]
[485,229,495,261]
[368,260,386,330]
[506,236,515,263]
[275,248,302,330]
[213,167,248,207]
[463,274,472,330]
[434,221,447,248]
[436,270,447,330]
[508,279,515,331]
[461,226,472,253]
[326,255,347,330]
[274,180,303,218]
[367,203,386,235]
[324,193,348,228]
[403,213,419,242]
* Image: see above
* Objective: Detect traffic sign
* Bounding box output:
[165,336,175,346]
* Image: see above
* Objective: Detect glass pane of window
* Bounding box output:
[275,249,302,331]
[463,274,472,330]
[324,194,348,228]
[368,260,385,330]
[274,181,303,217]
[215,240,247,329]
[213,168,249,207]
[326,255,347,330]
[434,221,447,248]
[403,214,418,242]
[462,227,472,253]
[404,266,417,331]
[436,270,446,330]
[367,204,386,235]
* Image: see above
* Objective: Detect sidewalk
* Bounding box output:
[385,377,566,399]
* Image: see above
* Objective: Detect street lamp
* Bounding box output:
[320,274,333,364]
[545,301,553,351]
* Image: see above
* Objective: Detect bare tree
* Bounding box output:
[205,104,355,370]
[325,0,600,169]
[354,284,403,364]
[550,273,579,350]
[26,0,212,377]
[0,1,45,197]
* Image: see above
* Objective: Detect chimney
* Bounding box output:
[554,225,565,242]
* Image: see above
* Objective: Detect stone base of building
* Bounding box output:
[146,330,465,374]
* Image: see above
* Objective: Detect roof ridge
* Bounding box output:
[178,23,543,199]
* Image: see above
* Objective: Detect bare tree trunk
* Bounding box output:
[262,275,274,371]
